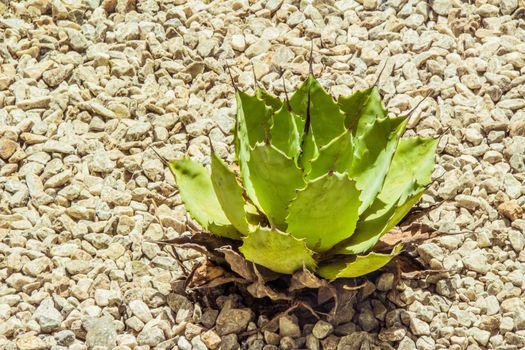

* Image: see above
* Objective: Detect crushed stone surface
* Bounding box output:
[1,0,525,349]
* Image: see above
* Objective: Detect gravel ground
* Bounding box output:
[1,0,525,349]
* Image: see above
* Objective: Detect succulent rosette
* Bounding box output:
[168,73,437,281]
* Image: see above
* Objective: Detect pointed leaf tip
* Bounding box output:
[338,87,386,130]
[256,88,282,112]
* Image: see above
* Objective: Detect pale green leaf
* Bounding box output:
[286,173,361,252]
[338,87,405,213]
[236,91,272,147]
[239,226,316,274]
[168,158,240,239]
[383,186,426,230]
[299,130,319,173]
[210,154,250,235]
[307,131,353,180]
[348,116,408,214]
[317,245,402,280]
[235,91,273,211]
[332,137,438,254]
[338,87,386,130]
[207,223,242,239]
[270,105,302,160]
[331,137,437,255]
[290,75,346,167]
[289,75,312,124]
[378,136,438,205]
[308,76,346,147]
[333,199,399,255]
[289,77,316,168]
[248,143,305,229]
[332,186,425,255]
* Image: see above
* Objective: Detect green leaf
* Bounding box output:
[290,75,346,167]
[338,87,406,214]
[289,77,315,168]
[333,199,399,255]
[290,75,346,146]
[348,116,408,214]
[239,226,316,274]
[307,131,353,180]
[207,223,242,239]
[270,105,302,160]
[299,131,319,174]
[236,91,273,147]
[383,186,426,230]
[235,91,273,211]
[317,245,402,280]
[308,76,346,147]
[378,136,438,206]
[168,158,240,239]
[244,202,266,227]
[286,173,361,252]
[248,143,305,229]
[331,137,438,254]
[289,75,313,124]
[338,87,386,130]
[332,186,425,255]
[210,154,250,235]
[331,137,437,255]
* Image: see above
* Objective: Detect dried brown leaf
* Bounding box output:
[188,260,225,287]
[400,200,445,226]
[246,265,291,301]
[375,223,438,252]
[289,266,327,292]
[217,246,255,281]
[159,231,236,250]
[157,232,238,261]
[187,260,247,289]
[317,285,338,305]
[246,282,291,300]
[327,284,357,324]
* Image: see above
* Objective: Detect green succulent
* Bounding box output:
[168,74,437,280]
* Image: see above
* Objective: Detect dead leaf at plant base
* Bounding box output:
[216,246,255,281]
[375,222,439,252]
[160,220,442,321]
[245,264,291,301]
[186,260,247,289]
[289,266,327,291]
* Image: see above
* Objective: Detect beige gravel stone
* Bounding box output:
[16,333,46,350]
[0,1,524,349]
[0,138,17,160]
[499,201,524,221]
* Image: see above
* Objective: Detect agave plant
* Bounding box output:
[167,71,437,283]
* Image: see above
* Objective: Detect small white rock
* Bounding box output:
[129,300,153,323]
[230,34,246,51]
